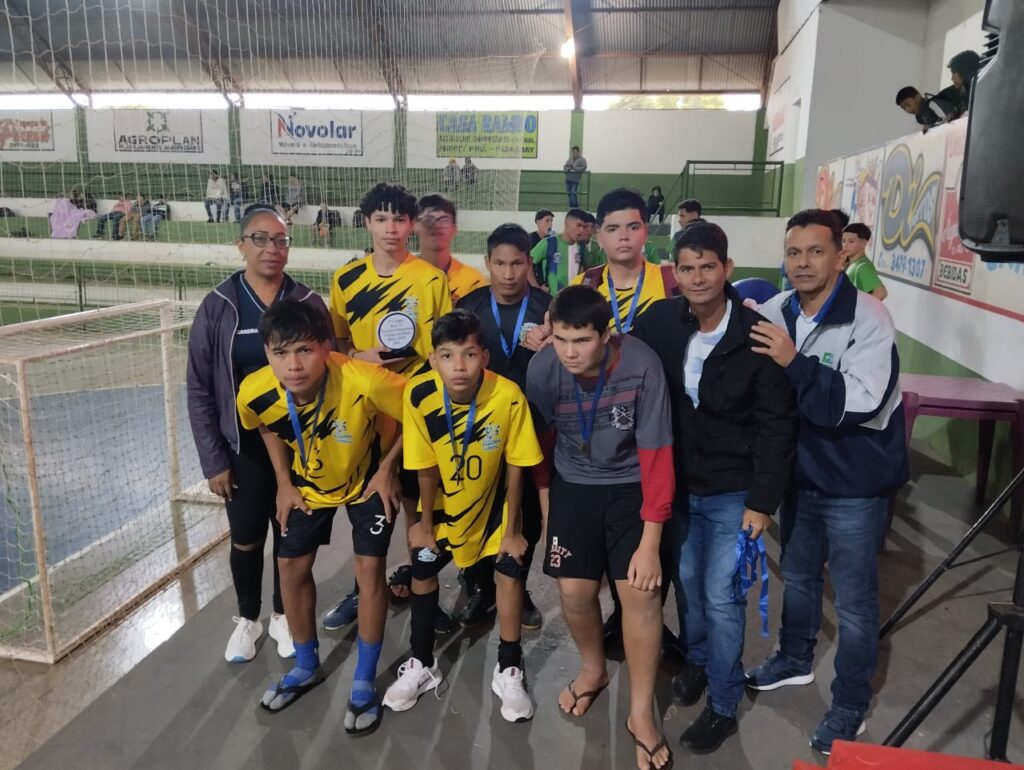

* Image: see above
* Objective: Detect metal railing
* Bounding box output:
[676,161,785,216]
[518,171,591,212]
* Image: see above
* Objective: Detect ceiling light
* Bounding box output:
[560,38,575,59]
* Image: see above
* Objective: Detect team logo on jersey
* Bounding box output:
[519,322,538,346]
[400,296,419,324]
[481,424,501,451]
[331,418,352,444]
[611,404,635,431]
[822,352,834,366]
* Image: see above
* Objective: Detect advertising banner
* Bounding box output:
[269,109,362,157]
[0,110,78,162]
[85,109,230,164]
[239,109,393,167]
[435,112,538,159]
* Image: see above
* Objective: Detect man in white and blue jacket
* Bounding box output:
[743,209,908,755]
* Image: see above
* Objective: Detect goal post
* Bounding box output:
[0,300,225,662]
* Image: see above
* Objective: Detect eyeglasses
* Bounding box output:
[417,214,454,228]
[242,233,292,248]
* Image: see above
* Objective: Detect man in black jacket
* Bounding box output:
[632,222,797,754]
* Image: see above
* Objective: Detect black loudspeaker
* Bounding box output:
[959,0,1024,262]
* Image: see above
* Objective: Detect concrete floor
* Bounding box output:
[6,448,1024,770]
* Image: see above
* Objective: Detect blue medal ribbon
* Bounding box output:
[606,265,646,334]
[734,529,770,637]
[572,345,609,457]
[286,375,328,472]
[490,291,530,361]
[443,384,478,483]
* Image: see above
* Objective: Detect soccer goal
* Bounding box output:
[0,300,225,663]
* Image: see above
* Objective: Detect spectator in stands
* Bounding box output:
[679,199,704,228]
[529,207,591,293]
[278,175,306,224]
[50,192,97,238]
[93,193,132,240]
[205,170,228,223]
[461,157,477,186]
[842,223,887,301]
[563,145,587,208]
[579,211,596,249]
[647,186,666,223]
[258,173,278,207]
[229,173,248,223]
[313,201,342,246]
[443,158,460,192]
[530,209,554,249]
[187,205,325,668]
[121,193,148,240]
[415,193,487,304]
[141,194,170,241]
[949,49,981,113]
[69,185,97,212]
[895,86,945,130]
[745,209,908,755]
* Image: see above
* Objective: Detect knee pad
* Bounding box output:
[410,547,445,581]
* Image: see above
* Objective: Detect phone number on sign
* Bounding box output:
[885,253,929,280]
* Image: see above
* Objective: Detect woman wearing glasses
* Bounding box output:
[187,204,331,664]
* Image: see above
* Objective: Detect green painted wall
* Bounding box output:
[778,158,805,217]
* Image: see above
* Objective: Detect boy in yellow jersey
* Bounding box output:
[383,310,543,722]
[329,183,452,377]
[572,187,680,335]
[416,193,488,304]
[323,182,454,631]
[236,299,405,735]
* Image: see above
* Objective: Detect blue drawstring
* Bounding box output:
[735,529,770,637]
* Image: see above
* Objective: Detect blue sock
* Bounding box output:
[282,639,320,688]
[351,637,383,708]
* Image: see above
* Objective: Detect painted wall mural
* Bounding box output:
[816,120,1023,323]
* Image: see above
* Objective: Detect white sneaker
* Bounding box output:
[491,664,534,723]
[382,657,443,712]
[224,616,263,663]
[268,612,295,659]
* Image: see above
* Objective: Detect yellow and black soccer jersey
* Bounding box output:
[403,369,543,567]
[329,252,452,377]
[572,261,677,333]
[237,352,406,509]
[442,257,488,304]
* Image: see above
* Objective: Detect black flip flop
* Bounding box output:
[344,696,384,737]
[625,719,673,770]
[561,679,608,716]
[259,668,326,713]
[388,565,412,603]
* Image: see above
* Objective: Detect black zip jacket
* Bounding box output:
[631,282,797,514]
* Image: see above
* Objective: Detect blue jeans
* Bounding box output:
[204,198,225,221]
[565,179,579,208]
[231,194,244,222]
[140,213,163,238]
[94,211,123,238]
[779,490,887,713]
[669,491,748,717]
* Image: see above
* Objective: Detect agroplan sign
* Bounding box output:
[271,110,362,157]
[85,109,229,164]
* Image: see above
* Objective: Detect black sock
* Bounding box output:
[410,589,439,668]
[498,638,522,672]
[230,545,263,621]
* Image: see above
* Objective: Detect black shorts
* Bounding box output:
[278,506,337,559]
[399,467,420,501]
[544,475,644,582]
[225,428,278,545]
[277,493,397,559]
[347,492,397,558]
